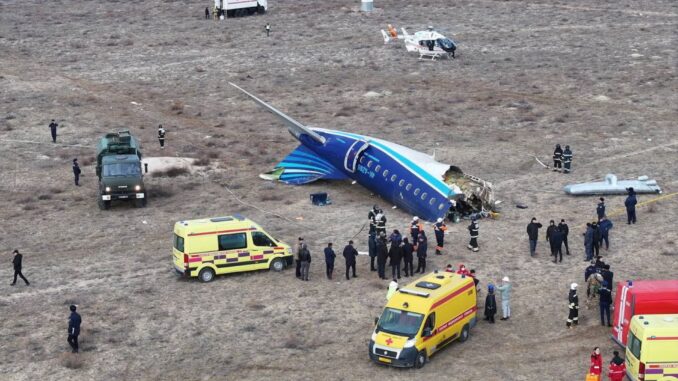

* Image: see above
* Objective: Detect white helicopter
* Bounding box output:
[381,25,457,60]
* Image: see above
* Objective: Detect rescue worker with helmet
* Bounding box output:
[553,144,563,172]
[433,218,447,255]
[467,218,479,252]
[562,145,573,173]
[567,283,579,328]
[409,216,423,250]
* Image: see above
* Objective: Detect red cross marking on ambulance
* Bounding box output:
[385,338,393,346]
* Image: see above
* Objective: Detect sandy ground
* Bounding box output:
[1,0,677,380]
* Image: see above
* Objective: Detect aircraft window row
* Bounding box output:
[399,179,405,187]
[429,198,436,205]
[383,169,389,177]
[406,183,413,191]
[421,192,428,200]
[414,188,421,196]
[391,174,397,182]
[359,156,365,164]
[438,203,446,210]
[367,160,373,168]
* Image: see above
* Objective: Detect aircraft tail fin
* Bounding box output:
[381,30,390,44]
[261,145,348,185]
[229,82,326,145]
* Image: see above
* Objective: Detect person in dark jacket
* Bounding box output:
[545,219,556,246]
[584,223,594,261]
[67,305,82,353]
[598,281,612,326]
[596,198,606,221]
[601,265,614,289]
[467,218,479,252]
[323,243,335,280]
[484,284,497,323]
[375,210,387,236]
[401,238,414,277]
[592,222,602,257]
[388,230,403,279]
[415,233,428,273]
[205,7,210,19]
[625,188,637,224]
[567,283,579,328]
[552,144,563,172]
[409,216,422,249]
[562,145,573,173]
[376,233,388,280]
[295,237,304,278]
[550,226,564,263]
[72,158,81,186]
[368,232,377,271]
[584,260,597,282]
[343,240,358,280]
[49,119,59,143]
[558,219,570,255]
[526,217,543,257]
[158,125,166,149]
[10,249,29,286]
[299,243,311,281]
[598,216,613,250]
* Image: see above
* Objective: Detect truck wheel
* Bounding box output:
[414,350,427,369]
[270,258,284,272]
[257,5,265,14]
[199,268,215,283]
[134,195,147,208]
[98,199,111,210]
[459,324,470,343]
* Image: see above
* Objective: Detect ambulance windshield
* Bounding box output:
[377,308,424,339]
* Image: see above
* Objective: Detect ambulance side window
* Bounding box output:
[252,231,276,247]
[423,313,435,336]
[218,233,247,251]
[174,234,184,252]
[627,331,642,359]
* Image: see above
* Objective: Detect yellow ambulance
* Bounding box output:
[172,215,293,282]
[369,271,477,368]
[626,314,678,381]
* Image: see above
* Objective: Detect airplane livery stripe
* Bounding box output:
[283,152,336,173]
[322,130,450,196]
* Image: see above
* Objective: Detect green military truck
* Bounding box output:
[96,130,147,210]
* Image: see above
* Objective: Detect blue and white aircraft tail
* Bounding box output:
[230,83,496,222]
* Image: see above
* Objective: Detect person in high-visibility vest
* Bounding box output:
[433,218,447,255]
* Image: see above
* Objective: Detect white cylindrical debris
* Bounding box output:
[361,0,373,12]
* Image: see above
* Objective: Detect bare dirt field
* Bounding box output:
[1,0,677,380]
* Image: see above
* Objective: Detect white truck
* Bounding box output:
[214,0,267,18]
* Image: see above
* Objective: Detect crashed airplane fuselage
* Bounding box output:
[230,83,495,222]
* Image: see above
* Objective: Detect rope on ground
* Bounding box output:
[222,184,296,223]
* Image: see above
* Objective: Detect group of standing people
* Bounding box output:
[526,217,570,262]
[589,347,627,381]
[552,144,573,173]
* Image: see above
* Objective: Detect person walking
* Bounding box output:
[558,219,570,255]
[598,216,613,250]
[497,276,511,320]
[567,283,579,328]
[625,188,637,224]
[386,279,399,300]
[553,144,563,172]
[584,223,595,261]
[265,23,271,37]
[299,243,311,281]
[596,198,606,221]
[598,281,612,327]
[467,218,479,252]
[433,218,447,255]
[376,233,388,280]
[562,145,573,173]
[72,158,81,186]
[545,220,557,256]
[592,222,602,257]
[342,240,358,280]
[401,237,414,277]
[484,284,497,323]
[49,119,59,143]
[388,230,403,279]
[10,249,30,286]
[295,237,304,278]
[526,217,543,257]
[323,243,335,280]
[608,350,626,381]
[368,232,377,272]
[67,305,82,353]
[158,125,166,149]
[205,7,210,19]
[589,347,603,379]
[415,233,428,273]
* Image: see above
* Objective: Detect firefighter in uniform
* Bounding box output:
[409,216,423,250]
[467,218,479,252]
[562,145,573,173]
[567,283,579,328]
[368,205,379,271]
[158,124,166,149]
[375,209,387,236]
[72,159,81,186]
[433,218,447,255]
[553,144,563,172]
